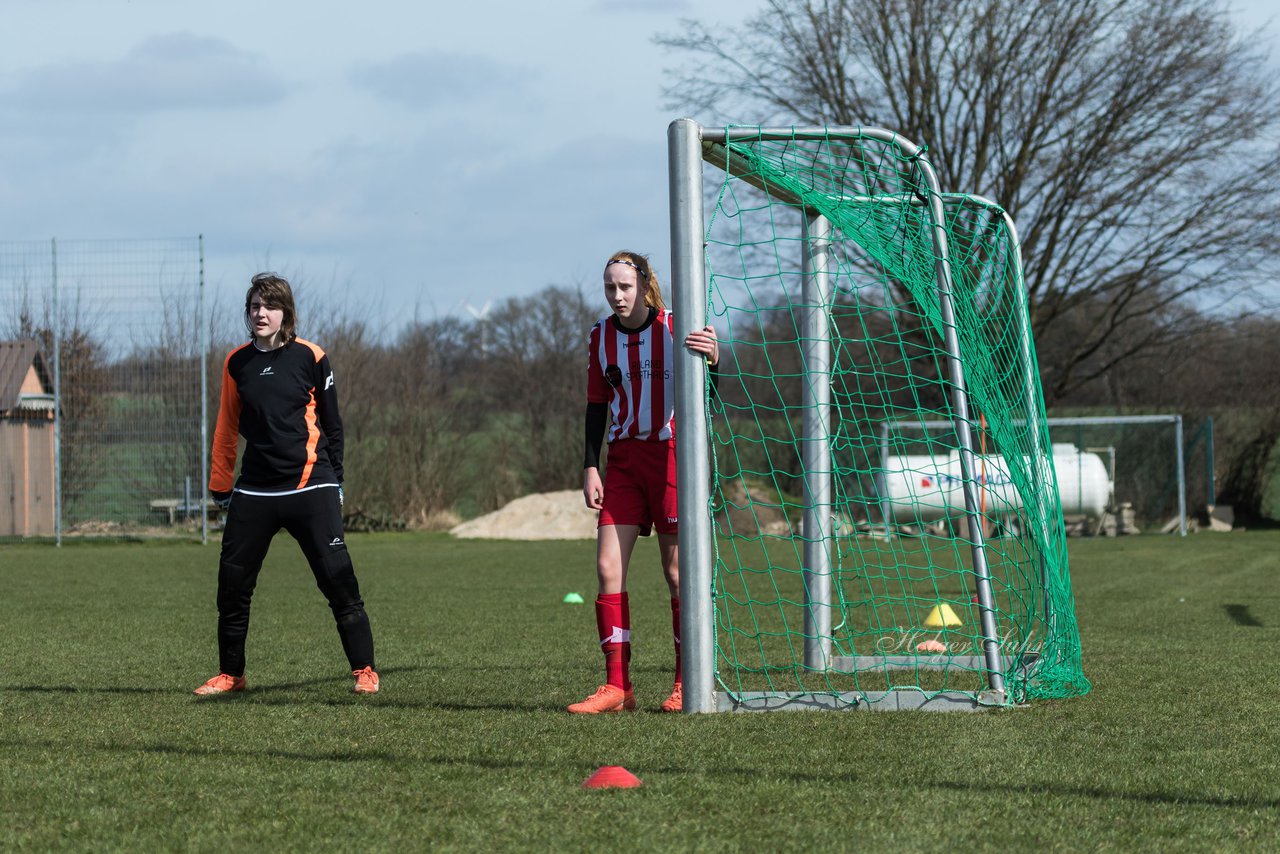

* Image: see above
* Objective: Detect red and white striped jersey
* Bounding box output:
[587,308,675,443]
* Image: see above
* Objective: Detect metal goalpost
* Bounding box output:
[668,119,1022,713]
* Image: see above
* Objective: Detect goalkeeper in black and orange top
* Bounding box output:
[194,273,378,696]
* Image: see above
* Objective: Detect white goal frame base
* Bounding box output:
[718,689,1011,712]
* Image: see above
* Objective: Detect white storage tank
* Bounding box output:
[1051,443,1113,520]
[879,444,1111,523]
[878,454,957,523]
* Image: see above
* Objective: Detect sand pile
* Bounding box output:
[450,480,795,541]
[450,490,597,540]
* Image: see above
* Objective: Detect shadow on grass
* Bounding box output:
[223,664,429,694]
[923,778,1280,812]
[2,667,573,712]
[1223,604,1263,627]
[1,729,1277,814]
[240,696,558,712]
[1,685,166,695]
[0,665,430,697]
[184,665,564,711]
[0,734,397,766]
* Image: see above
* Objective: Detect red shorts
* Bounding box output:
[599,439,678,536]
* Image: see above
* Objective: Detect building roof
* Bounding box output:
[0,339,53,414]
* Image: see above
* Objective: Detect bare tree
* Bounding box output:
[660,0,1280,403]
[480,286,599,493]
[33,323,109,519]
[338,318,474,528]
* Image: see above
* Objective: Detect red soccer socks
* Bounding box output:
[596,592,631,691]
[670,597,682,684]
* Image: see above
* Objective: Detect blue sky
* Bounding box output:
[1,0,1276,329]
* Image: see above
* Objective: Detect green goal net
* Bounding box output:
[681,125,1089,710]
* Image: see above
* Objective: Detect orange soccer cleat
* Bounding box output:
[193,673,246,696]
[660,682,683,713]
[567,684,636,714]
[353,666,380,694]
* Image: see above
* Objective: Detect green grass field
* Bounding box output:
[2,532,1277,851]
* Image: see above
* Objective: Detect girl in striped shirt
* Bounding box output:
[569,250,717,714]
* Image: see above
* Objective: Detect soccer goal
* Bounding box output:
[882,413,1200,536]
[668,121,1090,712]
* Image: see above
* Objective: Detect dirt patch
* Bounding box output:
[450,490,598,540]
[717,480,793,537]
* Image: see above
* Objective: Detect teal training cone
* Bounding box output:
[562,592,585,604]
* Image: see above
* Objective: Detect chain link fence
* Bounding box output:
[0,238,207,542]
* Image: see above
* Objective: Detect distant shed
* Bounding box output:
[0,340,56,537]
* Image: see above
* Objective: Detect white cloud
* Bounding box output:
[349,51,533,109]
[590,0,692,13]
[0,32,289,114]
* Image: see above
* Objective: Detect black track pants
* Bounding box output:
[215,487,374,676]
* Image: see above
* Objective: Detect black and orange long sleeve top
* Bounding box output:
[209,338,343,497]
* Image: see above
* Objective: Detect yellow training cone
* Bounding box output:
[923,603,963,628]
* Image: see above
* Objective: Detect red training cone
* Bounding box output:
[582,765,643,789]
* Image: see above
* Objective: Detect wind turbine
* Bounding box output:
[463,299,492,352]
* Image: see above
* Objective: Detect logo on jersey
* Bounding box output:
[324,371,334,391]
[604,364,623,387]
[260,366,274,376]
[328,536,344,547]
